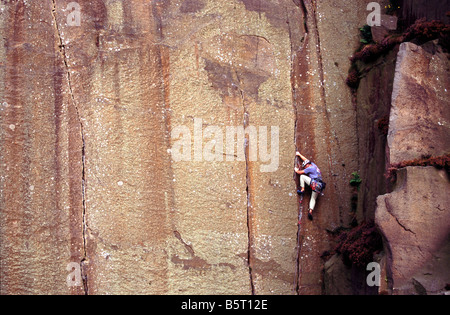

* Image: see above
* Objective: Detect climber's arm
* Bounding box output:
[296,151,308,162]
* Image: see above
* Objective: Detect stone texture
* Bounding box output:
[323,254,352,295]
[355,47,399,220]
[388,41,450,165]
[0,0,301,295]
[371,15,398,43]
[159,0,300,294]
[0,0,84,295]
[399,0,450,28]
[357,38,450,295]
[5,0,446,296]
[376,166,450,294]
[292,0,390,294]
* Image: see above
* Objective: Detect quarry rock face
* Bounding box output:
[2,0,448,296]
[0,0,304,295]
[1,0,376,295]
[355,47,399,221]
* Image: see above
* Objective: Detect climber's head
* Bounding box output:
[302,160,311,168]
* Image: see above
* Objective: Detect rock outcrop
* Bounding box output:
[388,41,450,164]
[375,40,450,295]
[354,47,399,221]
[376,166,450,294]
[324,20,450,295]
[0,0,85,295]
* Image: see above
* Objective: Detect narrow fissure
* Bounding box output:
[246,181,255,295]
[309,1,346,220]
[309,2,336,173]
[292,0,309,296]
[296,0,308,33]
[50,0,88,295]
[384,198,416,235]
[235,71,255,295]
[243,97,255,295]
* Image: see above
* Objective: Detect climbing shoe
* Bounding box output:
[308,210,313,221]
[297,189,304,196]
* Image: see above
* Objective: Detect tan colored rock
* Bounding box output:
[1,0,302,294]
[388,41,450,165]
[1,0,410,296]
[0,0,84,294]
[162,0,300,295]
[376,166,450,294]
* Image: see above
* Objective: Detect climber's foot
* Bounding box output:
[307,209,313,221]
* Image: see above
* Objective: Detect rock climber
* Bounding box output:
[294,152,326,220]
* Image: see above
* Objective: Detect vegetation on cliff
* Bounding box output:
[387,154,450,182]
[335,221,383,268]
[346,19,450,89]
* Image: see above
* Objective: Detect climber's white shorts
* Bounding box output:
[300,175,319,211]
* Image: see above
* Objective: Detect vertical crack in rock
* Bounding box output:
[245,147,255,294]
[235,71,255,295]
[291,0,309,295]
[244,96,255,295]
[308,0,346,218]
[50,0,88,295]
[293,0,308,33]
[309,1,334,171]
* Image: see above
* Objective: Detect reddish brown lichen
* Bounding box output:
[345,67,360,90]
[377,115,390,137]
[402,19,450,49]
[386,154,450,181]
[335,221,383,268]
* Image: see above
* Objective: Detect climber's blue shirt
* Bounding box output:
[304,162,322,180]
